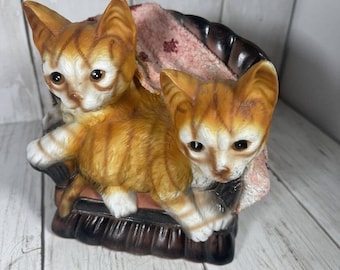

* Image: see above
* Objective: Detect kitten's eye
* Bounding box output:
[233,140,248,151]
[188,141,204,152]
[50,72,64,85]
[90,69,105,81]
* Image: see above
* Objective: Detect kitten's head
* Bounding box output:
[160,61,278,185]
[23,0,136,111]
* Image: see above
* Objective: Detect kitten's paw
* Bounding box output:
[189,225,214,242]
[193,189,231,232]
[102,191,137,218]
[26,140,51,168]
[178,209,214,242]
[199,202,233,232]
[188,212,232,242]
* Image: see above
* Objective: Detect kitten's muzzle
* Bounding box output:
[68,92,83,102]
[61,92,83,110]
[213,168,231,183]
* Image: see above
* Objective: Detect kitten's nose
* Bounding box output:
[214,167,230,182]
[68,92,82,102]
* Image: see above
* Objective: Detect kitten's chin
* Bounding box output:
[212,171,243,184]
[75,103,102,112]
[215,178,236,184]
[81,96,115,112]
[62,105,84,114]
[80,103,98,112]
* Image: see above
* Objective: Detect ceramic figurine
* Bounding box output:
[23,0,278,263]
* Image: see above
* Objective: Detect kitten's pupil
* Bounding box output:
[50,72,64,84]
[189,141,204,152]
[233,140,248,151]
[91,69,104,81]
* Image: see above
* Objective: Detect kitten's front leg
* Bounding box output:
[192,189,233,232]
[101,187,137,218]
[26,122,83,169]
[165,193,214,242]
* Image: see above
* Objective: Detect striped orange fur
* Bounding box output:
[23,0,232,242]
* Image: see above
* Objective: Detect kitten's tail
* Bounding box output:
[58,174,86,217]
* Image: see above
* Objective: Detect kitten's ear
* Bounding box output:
[96,0,136,47]
[160,69,199,121]
[23,1,70,55]
[160,69,199,101]
[236,60,279,109]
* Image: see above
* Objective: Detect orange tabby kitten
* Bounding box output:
[160,61,278,191]
[23,0,149,167]
[24,0,229,242]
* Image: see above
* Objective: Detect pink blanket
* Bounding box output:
[131,4,270,211]
[131,3,236,92]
